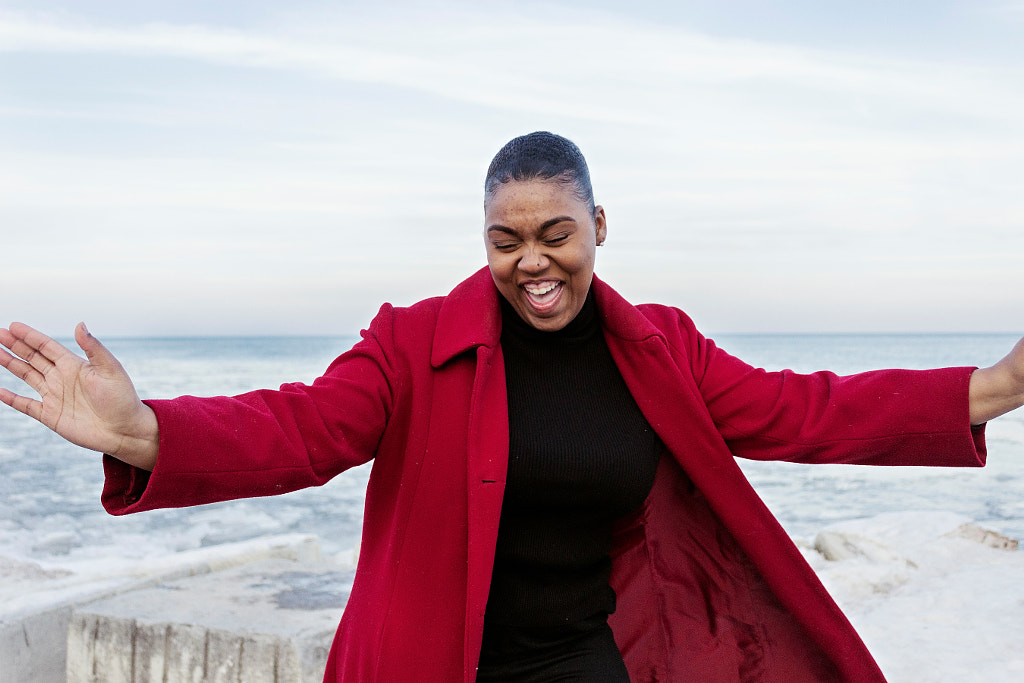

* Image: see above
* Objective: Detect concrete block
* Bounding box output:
[67,557,349,681]
[92,614,135,683]
[3,535,325,682]
[133,621,168,682]
[67,611,139,683]
[204,628,242,683]
[238,633,279,683]
[0,607,72,683]
[164,623,207,683]
[277,645,305,683]
[237,633,308,683]
[65,613,99,683]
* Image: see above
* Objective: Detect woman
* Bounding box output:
[1,132,1023,682]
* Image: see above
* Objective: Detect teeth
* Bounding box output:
[524,282,558,295]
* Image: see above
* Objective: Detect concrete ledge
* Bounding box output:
[66,557,351,682]
[67,614,306,683]
[0,535,338,682]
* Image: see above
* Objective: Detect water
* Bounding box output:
[1,333,1022,573]
[0,336,371,567]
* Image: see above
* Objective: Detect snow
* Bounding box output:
[799,512,1024,682]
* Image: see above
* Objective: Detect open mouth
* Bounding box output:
[522,280,563,314]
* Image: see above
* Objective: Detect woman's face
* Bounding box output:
[484,179,606,331]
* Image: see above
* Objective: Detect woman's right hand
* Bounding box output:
[0,322,159,471]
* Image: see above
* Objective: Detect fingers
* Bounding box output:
[0,345,46,391]
[1,325,58,378]
[74,322,118,369]
[0,327,18,356]
[0,386,43,422]
[7,322,73,366]
[0,386,15,409]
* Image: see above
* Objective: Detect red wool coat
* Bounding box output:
[103,268,986,682]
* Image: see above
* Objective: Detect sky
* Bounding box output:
[1,0,1023,336]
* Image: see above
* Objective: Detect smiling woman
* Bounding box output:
[485,179,607,332]
[1,132,1023,683]
[484,133,607,333]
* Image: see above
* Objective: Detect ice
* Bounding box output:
[3,513,1021,679]
[0,534,328,622]
[801,512,1024,682]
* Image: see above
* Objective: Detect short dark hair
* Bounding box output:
[484,132,595,212]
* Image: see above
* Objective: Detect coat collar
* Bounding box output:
[430,266,665,368]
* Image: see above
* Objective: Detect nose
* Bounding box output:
[518,244,549,273]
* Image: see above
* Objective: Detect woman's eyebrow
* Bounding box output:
[539,216,577,231]
[486,216,577,235]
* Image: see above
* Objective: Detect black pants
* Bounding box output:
[476,616,631,682]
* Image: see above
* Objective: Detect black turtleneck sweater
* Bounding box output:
[482,289,663,636]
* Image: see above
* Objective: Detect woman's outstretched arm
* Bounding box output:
[0,322,159,471]
[969,336,1024,425]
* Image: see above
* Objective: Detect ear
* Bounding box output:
[594,205,607,246]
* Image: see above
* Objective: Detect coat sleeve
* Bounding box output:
[102,305,401,514]
[671,310,986,467]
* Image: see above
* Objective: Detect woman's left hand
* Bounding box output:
[969,336,1024,425]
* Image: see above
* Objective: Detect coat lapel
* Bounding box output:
[431,267,502,369]
[431,267,509,680]
[592,276,762,516]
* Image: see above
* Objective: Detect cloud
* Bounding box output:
[3,7,1022,131]
[1,4,1022,333]
[978,1,1024,15]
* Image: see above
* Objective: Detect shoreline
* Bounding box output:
[3,512,1022,681]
